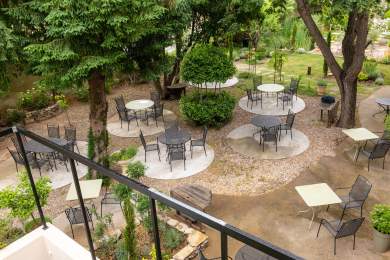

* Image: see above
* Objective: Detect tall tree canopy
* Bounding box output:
[295,0,380,128]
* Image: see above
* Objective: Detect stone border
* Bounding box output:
[24,102,61,123]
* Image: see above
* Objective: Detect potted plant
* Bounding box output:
[370,204,390,253]
[317,79,328,96]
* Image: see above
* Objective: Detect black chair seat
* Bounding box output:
[322,219,342,236]
[145,143,159,151]
[339,195,363,209]
[191,139,204,146]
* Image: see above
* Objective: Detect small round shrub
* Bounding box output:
[371,204,390,234]
[179,91,236,127]
[375,77,385,85]
[17,88,50,111]
[74,86,89,102]
[358,72,369,81]
[126,161,145,179]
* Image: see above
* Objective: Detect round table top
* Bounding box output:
[376,98,390,106]
[158,130,191,145]
[235,245,277,260]
[24,138,69,154]
[257,84,284,93]
[251,115,281,129]
[125,99,154,110]
[167,83,187,89]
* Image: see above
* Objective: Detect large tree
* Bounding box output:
[18,0,164,170]
[295,0,379,128]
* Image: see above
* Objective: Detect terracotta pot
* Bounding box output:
[373,228,390,253]
[317,85,326,96]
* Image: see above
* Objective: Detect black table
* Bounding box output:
[235,245,277,260]
[158,130,191,145]
[24,138,69,154]
[251,115,281,129]
[374,98,390,118]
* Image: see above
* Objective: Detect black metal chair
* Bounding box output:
[139,130,160,162]
[246,89,262,109]
[65,206,94,238]
[357,140,390,171]
[54,142,74,171]
[47,124,60,138]
[316,217,365,255]
[277,92,292,110]
[10,135,31,155]
[64,125,80,154]
[286,78,299,100]
[260,126,279,152]
[8,148,49,176]
[279,110,295,140]
[168,144,186,172]
[150,91,161,104]
[190,126,208,158]
[114,96,138,130]
[197,249,232,260]
[327,175,372,220]
[100,192,122,217]
[148,103,165,126]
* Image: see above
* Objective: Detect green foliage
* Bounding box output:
[363,61,380,80]
[74,85,89,102]
[162,226,184,251]
[358,72,369,81]
[123,198,138,259]
[0,171,51,221]
[238,72,256,79]
[126,161,145,179]
[110,147,137,164]
[375,77,385,85]
[3,109,25,125]
[23,217,52,233]
[87,128,95,179]
[0,219,24,249]
[181,44,236,84]
[179,91,236,127]
[146,245,171,260]
[136,195,150,217]
[385,115,390,132]
[93,213,113,241]
[317,79,328,86]
[17,87,50,111]
[371,204,390,234]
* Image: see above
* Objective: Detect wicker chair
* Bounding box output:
[47,124,60,138]
[327,175,372,220]
[279,110,295,140]
[65,206,94,238]
[139,130,160,162]
[316,217,364,255]
[357,140,390,171]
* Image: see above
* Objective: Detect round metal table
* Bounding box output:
[257,83,284,93]
[251,115,281,129]
[376,98,390,115]
[235,245,277,260]
[125,99,154,110]
[24,138,69,154]
[158,130,191,145]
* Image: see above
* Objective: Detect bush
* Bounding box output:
[181,44,236,84]
[375,77,385,85]
[363,61,380,80]
[237,72,256,79]
[371,204,390,234]
[126,161,145,179]
[0,219,24,249]
[358,72,369,81]
[179,91,236,127]
[24,217,52,233]
[74,86,89,102]
[17,88,50,111]
[162,227,184,251]
[110,147,137,164]
[3,109,25,125]
[317,79,328,86]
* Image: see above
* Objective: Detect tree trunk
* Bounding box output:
[323,30,331,77]
[339,77,357,128]
[88,70,108,177]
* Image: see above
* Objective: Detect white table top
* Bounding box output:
[295,183,341,207]
[125,99,154,110]
[66,179,103,201]
[257,83,284,93]
[342,128,379,142]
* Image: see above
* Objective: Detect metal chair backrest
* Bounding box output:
[114,96,127,111]
[47,124,60,138]
[64,126,77,142]
[65,207,92,225]
[336,218,364,239]
[150,91,161,106]
[139,131,147,149]
[290,78,299,90]
[370,141,390,159]
[8,147,24,165]
[202,126,208,143]
[252,76,262,90]
[286,110,295,128]
[329,101,340,119]
[381,130,390,142]
[350,175,372,202]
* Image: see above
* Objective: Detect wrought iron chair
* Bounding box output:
[100,192,122,217]
[246,89,262,109]
[252,75,262,96]
[279,109,295,140]
[47,124,60,138]
[327,175,372,220]
[327,101,339,128]
[286,78,299,100]
[139,130,160,162]
[148,103,165,126]
[64,125,80,154]
[10,135,31,155]
[277,92,293,110]
[54,142,75,172]
[190,126,208,158]
[260,126,279,152]
[197,249,232,260]
[8,147,49,176]
[357,140,390,171]
[114,96,138,130]
[150,91,161,104]
[316,217,364,255]
[168,143,186,172]
[65,206,94,238]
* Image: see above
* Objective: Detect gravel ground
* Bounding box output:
[0,80,344,219]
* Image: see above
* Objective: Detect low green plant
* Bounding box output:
[110,147,137,164]
[363,60,380,80]
[237,72,256,79]
[126,161,145,179]
[370,204,390,234]
[24,217,52,233]
[144,245,171,260]
[74,85,89,102]
[93,213,113,241]
[5,109,25,125]
[317,79,328,86]
[112,183,132,201]
[179,91,236,127]
[375,77,384,85]
[385,115,390,132]
[358,72,369,81]
[123,198,138,259]
[17,88,50,111]
[162,226,184,251]
[0,219,24,249]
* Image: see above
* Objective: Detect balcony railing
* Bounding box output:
[0,126,303,260]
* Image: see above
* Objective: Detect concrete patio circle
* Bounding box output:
[134,143,214,180]
[107,110,176,138]
[189,76,239,89]
[226,124,310,160]
[238,95,305,116]
[0,141,88,191]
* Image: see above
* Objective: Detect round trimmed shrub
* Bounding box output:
[179,91,236,127]
[181,44,236,85]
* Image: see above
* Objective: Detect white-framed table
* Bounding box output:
[342,128,379,161]
[66,179,103,201]
[295,183,341,230]
[257,83,284,93]
[125,99,154,111]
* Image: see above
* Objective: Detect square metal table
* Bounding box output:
[66,179,103,201]
[342,128,379,161]
[295,183,341,230]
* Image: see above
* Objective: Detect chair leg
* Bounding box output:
[157,147,161,161]
[127,121,130,131]
[326,205,330,211]
[360,206,363,217]
[101,202,103,217]
[368,159,370,171]
[334,238,336,255]
[353,234,356,250]
[190,144,193,158]
[144,151,147,162]
[15,163,19,173]
[316,220,323,237]
[70,224,74,238]
[203,145,207,156]
[290,129,293,139]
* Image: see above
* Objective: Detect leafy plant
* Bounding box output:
[123,198,138,259]
[385,115,390,132]
[24,217,52,233]
[363,61,380,80]
[370,204,390,234]
[87,128,95,179]
[237,72,256,79]
[317,79,328,86]
[0,171,51,221]
[93,213,113,241]
[126,161,145,179]
[4,109,25,125]
[0,219,24,249]
[162,227,184,251]
[180,91,236,127]
[144,245,170,260]
[110,147,137,164]
[112,183,132,201]
[375,77,384,86]
[358,72,369,81]
[17,88,50,111]
[74,85,89,102]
